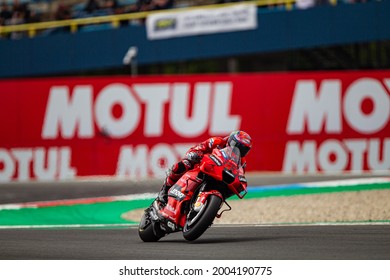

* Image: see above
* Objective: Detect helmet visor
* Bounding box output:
[237,142,250,157]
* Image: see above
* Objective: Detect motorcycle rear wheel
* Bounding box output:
[182,195,222,241]
[138,211,163,242]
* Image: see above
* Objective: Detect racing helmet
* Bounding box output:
[227,130,252,157]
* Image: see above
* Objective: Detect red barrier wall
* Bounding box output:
[1,71,389,181]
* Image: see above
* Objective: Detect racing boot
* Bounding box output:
[157,160,189,205]
[157,183,170,205]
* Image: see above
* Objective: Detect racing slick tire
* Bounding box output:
[182,195,222,241]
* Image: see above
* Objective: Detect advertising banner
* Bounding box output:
[146,4,257,40]
[0,71,389,182]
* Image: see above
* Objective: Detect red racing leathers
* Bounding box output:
[164,136,247,188]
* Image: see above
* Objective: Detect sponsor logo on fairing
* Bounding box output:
[224,170,234,178]
[209,154,222,166]
[169,187,186,201]
[209,138,214,148]
[239,175,247,183]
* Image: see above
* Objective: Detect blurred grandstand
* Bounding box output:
[1,0,294,38]
[0,0,375,35]
[0,0,388,77]
[2,0,288,27]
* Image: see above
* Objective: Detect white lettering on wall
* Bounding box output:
[116,144,148,178]
[170,83,210,137]
[282,141,316,173]
[149,143,178,176]
[284,78,390,173]
[317,139,348,173]
[287,80,342,134]
[134,84,170,137]
[0,149,14,182]
[287,78,390,136]
[0,147,76,182]
[41,82,240,139]
[34,147,58,180]
[210,82,241,134]
[116,143,194,179]
[12,149,33,181]
[95,83,140,138]
[283,138,390,174]
[344,140,367,173]
[42,86,94,139]
[344,78,390,134]
[368,139,390,170]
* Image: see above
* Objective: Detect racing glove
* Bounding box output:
[186,151,203,164]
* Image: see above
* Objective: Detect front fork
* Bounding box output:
[193,188,234,220]
[193,190,223,211]
[185,189,224,226]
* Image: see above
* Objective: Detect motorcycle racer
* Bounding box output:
[157,130,252,204]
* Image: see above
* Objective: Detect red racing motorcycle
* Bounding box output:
[138,146,248,242]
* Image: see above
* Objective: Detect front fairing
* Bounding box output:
[200,146,247,198]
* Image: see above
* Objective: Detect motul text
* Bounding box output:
[283,78,390,173]
[0,72,389,181]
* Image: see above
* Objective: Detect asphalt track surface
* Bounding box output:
[1,174,390,260]
[1,225,390,260]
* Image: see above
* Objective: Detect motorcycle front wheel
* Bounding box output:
[138,210,163,242]
[182,195,222,241]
